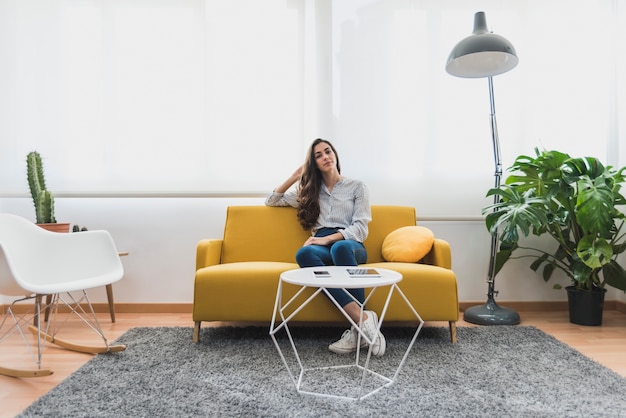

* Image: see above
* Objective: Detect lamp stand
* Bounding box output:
[463,77,520,326]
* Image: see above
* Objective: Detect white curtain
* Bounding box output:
[330,0,621,216]
[0,0,308,194]
[0,0,623,217]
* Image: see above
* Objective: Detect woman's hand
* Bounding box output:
[274,165,304,194]
[303,232,343,247]
[291,165,303,180]
[303,236,326,246]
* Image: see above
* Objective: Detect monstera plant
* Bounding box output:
[483,148,626,323]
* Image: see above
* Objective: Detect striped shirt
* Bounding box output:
[265,177,371,243]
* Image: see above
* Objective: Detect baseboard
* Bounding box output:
[3,300,625,315]
[459,301,570,312]
[103,303,193,314]
[1,303,192,315]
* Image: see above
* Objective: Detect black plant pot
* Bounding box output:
[566,286,607,326]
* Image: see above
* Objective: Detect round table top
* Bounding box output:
[280,266,402,288]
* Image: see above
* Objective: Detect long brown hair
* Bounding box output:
[297,138,341,230]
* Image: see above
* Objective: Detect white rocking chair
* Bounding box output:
[0,213,126,378]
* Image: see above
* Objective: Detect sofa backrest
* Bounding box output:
[221,205,417,264]
[221,206,308,264]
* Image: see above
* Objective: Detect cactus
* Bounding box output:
[26,151,56,224]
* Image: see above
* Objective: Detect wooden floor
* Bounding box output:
[1,309,625,417]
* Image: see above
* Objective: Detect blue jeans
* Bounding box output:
[295,240,368,307]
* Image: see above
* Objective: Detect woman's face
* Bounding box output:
[313,142,336,173]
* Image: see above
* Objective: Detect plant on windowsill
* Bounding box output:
[26,151,70,233]
[483,148,626,325]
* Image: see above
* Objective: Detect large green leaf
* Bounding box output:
[563,156,602,177]
[576,176,614,236]
[506,149,569,198]
[603,260,626,292]
[493,247,513,276]
[571,261,594,289]
[576,236,612,269]
[529,253,555,282]
[484,186,549,244]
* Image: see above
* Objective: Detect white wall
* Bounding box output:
[3,196,624,307]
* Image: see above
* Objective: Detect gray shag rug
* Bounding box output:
[19,326,626,417]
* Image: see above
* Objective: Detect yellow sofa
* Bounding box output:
[193,205,459,343]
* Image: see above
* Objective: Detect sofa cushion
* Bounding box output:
[381,226,434,262]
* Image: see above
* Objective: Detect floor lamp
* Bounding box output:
[446,11,520,325]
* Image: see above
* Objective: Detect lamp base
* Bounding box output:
[463,297,520,325]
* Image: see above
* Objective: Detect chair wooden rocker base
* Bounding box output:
[0,291,126,378]
[0,364,54,378]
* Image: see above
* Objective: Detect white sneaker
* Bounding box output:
[329,328,367,354]
[360,310,386,356]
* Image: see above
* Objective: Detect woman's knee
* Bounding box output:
[295,247,312,266]
[330,241,367,265]
[296,245,328,267]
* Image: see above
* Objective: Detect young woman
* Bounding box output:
[265,138,385,356]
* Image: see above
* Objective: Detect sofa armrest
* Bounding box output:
[196,239,223,270]
[420,238,452,269]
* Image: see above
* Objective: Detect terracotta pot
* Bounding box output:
[36,223,71,233]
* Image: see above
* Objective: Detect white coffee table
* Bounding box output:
[269,266,423,401]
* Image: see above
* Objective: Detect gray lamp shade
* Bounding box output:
[446,11,518,78]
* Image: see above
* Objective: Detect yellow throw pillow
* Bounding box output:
[382,226,435,263]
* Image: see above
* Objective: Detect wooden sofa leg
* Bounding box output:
[449,321,457,344]
[193,321,201,343]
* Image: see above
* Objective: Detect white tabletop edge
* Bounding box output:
[280,266,402,288]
